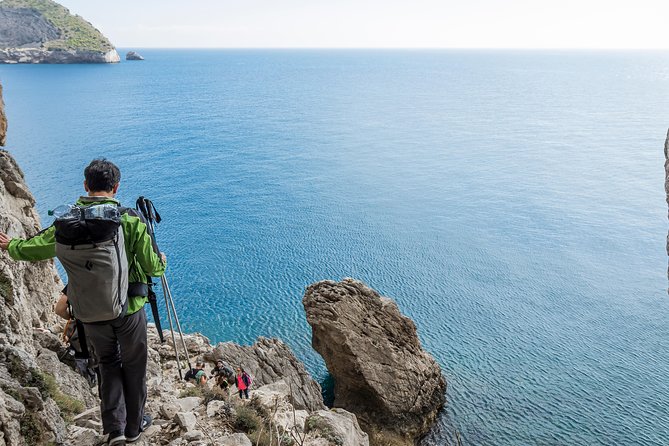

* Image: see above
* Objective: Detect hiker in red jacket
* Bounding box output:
[235,367,252,399]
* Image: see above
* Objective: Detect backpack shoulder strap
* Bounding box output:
[118,206,142,220]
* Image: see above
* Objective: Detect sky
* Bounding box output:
[57,0,669,49]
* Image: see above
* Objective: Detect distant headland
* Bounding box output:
[0,0,119,64]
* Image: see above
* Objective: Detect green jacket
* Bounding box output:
[7,196,166,316]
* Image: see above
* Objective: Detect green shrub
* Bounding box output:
[20,412,45,444]
[233,405,261,432]
[202,386,228,405]
[179,386,203,398]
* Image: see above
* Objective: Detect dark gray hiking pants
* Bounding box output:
[84,308,147,435]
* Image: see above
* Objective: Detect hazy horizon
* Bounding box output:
[55,0,669,50]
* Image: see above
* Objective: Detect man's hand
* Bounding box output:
[160,252,166,263]
[0,232,11,251]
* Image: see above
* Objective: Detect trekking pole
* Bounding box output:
[140,198,193,373]
[160,273,193,372]
[137,198,186,379]
[136,197,193,378]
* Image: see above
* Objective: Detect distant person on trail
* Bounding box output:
[211,359,234,390]
[0,159,167,446]
[185,360,208,386]
[235,366,252,399]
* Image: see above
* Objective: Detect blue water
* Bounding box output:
[2,50,669,445]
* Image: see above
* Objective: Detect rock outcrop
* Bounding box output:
[126,51,144,61]
[0,0,120,64]
[665,129,669,291]
[304,278,446,443]
[203,337,325,413]
[0,47,120,64]
[0,83,5,146]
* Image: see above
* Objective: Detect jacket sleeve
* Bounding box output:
[7,226,57,261]
[127,217,166,277]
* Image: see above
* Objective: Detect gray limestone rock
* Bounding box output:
[175,411,197,431]
[303,278,446,442]
[0,83,5,146]
[220,433,253,446]
[126,51,145,61]
[176,396,202,413]
[204,337,325,412]
[307,408,370,446]
[206,400,228,417]
[0,47,120,63]
[184,430,203,441]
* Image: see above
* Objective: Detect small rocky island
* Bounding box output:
[0,0,119,63]
[0,83,446,445]
[126,51,144,61]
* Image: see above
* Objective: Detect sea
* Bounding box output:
[1,49,668,446]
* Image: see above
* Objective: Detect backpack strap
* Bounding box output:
[74,319,90,359]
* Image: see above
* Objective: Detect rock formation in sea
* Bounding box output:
[0,0,120,64]
[304,278,446,445]
[126,51,144,61]
[665,129,669,290]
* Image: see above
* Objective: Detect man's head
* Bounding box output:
[84,159,121,196]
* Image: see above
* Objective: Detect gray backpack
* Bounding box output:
[53,204,128,323]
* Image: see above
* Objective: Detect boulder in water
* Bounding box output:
[303,278,446,443]
[126,51,144,61]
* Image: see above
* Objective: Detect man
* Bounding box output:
[0,159,166,446]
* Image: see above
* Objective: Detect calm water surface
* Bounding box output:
[1,50,669,445]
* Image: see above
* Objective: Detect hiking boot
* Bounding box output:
[108,430,126,446]
[126,414,153,443]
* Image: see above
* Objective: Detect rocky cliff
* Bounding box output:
[665,129,669,290]
[304,279,446,445]
[0,89,97,444]
[0,84,5,146]
[0,0,119,63]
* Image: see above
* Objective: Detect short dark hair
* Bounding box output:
[84,159,121,192]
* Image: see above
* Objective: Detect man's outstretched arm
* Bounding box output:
[0,227,57,261]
